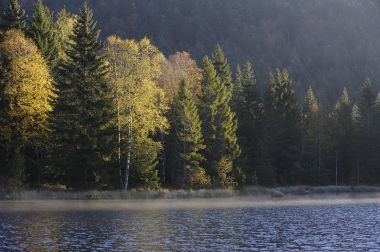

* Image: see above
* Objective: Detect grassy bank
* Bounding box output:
[1,185,380,200]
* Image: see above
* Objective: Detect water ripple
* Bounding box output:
[0,203,380,251]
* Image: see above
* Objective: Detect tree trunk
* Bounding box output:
[124,143,131,190]
[123,108,133,191]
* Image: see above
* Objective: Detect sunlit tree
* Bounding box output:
[105,35,168,190]
[0,29,56,186]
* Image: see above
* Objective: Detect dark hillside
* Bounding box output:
[12,0,380,103]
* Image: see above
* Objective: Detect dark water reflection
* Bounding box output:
[1,203,380,251]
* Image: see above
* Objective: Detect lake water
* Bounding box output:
[1,198,380,251]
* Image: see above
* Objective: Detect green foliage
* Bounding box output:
[212,46,244,186]
[53,2,114,189]
[168,80,210,189]
[301,86,329,185]
[258,69,302,185]
[1,0,26,32]
[331,87,355,185]
[7,150,27,188]
[212,44,233,91]
[4,1,380,190]
[233,62,262,185]
[55,8,76,62]
[129,138,160,190]
[29,0,59,67]
[200,56,241,188]
[356,80,378,184]
[303,86,319,117]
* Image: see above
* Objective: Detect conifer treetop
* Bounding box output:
[1,0,26,31]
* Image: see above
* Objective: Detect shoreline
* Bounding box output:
[1,185,380,201]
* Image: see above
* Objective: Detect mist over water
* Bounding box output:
[1,194,380,212]
[1,196,380,251]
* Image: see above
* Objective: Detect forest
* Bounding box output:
[1,0,380,190]
[12,0,380,104]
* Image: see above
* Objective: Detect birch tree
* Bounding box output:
[105,36,168,190]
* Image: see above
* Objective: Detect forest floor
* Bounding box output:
[1,185,380,200]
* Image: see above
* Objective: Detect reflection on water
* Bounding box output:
[1,202,380,251]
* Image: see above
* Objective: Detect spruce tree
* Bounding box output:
[1,0,25,32]
[53,2,114,188]
[212,44,233,91]
[232,65,244,114]
[200,56,241,187]
[169,80,210,188]
[128,138,161,190]
[233,62,262,185]
[358,79,376,138]
[29,0,59,67]
[302,86,321,184]
[55,7,76,62]
[357,79,377,183]
[372,92,380,181]
[259,69,302,185]
[332,87,355,185]
[212,45,243,185]
[303,86,319,117]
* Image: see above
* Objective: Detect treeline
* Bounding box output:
[15,0,380,104]
[1,0,380,190]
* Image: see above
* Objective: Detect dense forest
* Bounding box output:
[1,0,380,190]
[12,0,380,104]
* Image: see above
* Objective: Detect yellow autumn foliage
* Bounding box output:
[105,35,168,139]
[158,52,202,104]
[0,29,56,148]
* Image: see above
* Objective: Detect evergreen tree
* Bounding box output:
[258,69,302,185]
[29,0,59,67]
[128,138,161,190]
[372,93,380,182]
[169,80,210,188]
[212,44,233,91]
[212,45,244,185]
[302,86,322,184]
[55,7,76,62]
[232,65,244,113]
[53,2,114,189]
[358,79,376,137]
[357,79,377,183]
[233,62,262,185]
[200,56,241,187]
[303,86,319,117]
[1,0,25,32]
[351,103,362,185]
[332,87,355,185]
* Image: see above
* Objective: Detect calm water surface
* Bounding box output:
[1,201,380,251]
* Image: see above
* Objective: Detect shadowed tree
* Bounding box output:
[1,0,25,32]
[53,2,114,189]
[258,69,302,185]
[29,0,59,67]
